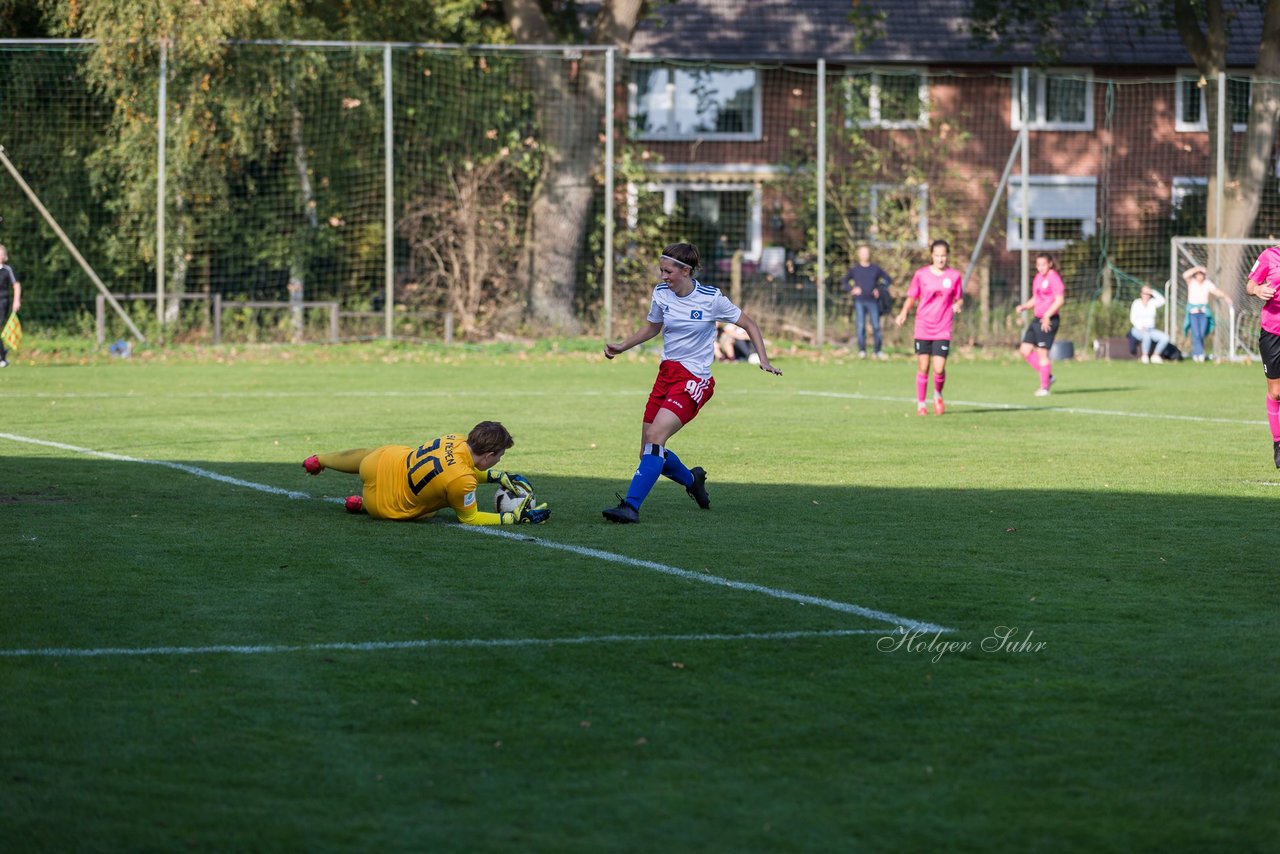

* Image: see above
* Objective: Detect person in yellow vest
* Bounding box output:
[0,244,22,368]
[302,420,549,524]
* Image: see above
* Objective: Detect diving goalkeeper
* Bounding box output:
[302,420,549,524]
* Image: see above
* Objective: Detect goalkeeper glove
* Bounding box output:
[488,470,533,497]
[500,491,550,524]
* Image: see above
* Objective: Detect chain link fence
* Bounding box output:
[0,42,1275,354]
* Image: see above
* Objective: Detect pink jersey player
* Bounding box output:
[1244,245,1280,468]
[906,265,964,340]
[896,239,964,416]
[1015,253,1067,396]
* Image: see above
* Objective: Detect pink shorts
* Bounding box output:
[643,360,715,425]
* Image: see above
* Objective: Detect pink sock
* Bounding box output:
[1268,397,1280,441]
[1038,361,1052,390]
[916,372,928,404]
[1024,350,1038,369]
[933,372,946,396]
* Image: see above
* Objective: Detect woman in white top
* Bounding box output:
[1181,265,1234,362]
[601,242,781,523]
[1130,286,1170,363]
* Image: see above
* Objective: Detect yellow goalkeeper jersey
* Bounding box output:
[359,435,502,524]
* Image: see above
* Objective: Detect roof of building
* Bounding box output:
[628,0,1263,67]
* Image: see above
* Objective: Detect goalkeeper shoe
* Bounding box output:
[602,496,640,524]
[344,495,364,514]
[302,455,324,476]
[1274,440,1280,470]
[686,466,711,509]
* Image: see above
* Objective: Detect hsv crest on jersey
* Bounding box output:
[690,310,703,319]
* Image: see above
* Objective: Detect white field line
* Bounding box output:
[0,389,636,400]
[0,432,313,500]
[0,431,954,643]
[798,390,1267,427]
[0,628,886,659]
[465,524,950,630]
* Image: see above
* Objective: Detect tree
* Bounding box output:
[35,0,507,339]
[969,0,1280,285]
[502,0,646,332]
[0,0,49,36]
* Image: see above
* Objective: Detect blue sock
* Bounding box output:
[624,444,666,510]
[661,447,693,488]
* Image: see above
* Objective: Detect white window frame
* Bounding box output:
[628,179,763,261]
[869,183,930,248]
[1010,68,1094,131]
[845,68,930,129]
[1174,70,1250,133]
[1006,176,1097,251]
[627,65,762,142]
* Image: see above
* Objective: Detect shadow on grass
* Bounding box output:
[7,456,1273,587]
[1043,385,1138,396]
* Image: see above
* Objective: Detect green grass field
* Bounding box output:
[2,344,1277,851]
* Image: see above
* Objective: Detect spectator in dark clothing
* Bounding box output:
[842,244,891,359]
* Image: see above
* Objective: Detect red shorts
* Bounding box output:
[643,360,715,425]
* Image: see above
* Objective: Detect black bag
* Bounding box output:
[876,285,893,314]
[1160,342,1183,361]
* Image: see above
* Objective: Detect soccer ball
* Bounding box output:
[494,486,531,514]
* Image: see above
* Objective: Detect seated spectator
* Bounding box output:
[717,322,757,363]
[1130,286,1170,364]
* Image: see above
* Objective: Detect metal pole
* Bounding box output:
[963,134,1022,288]
[1019,68,1030,306]
[0,146,145,340]
[815,58,826,348]
[157,39,168,337]
[1215,72,1226,243]
[603,48,615,340]
[384,44,395,341]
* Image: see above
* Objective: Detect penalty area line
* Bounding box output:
[0,430,953,635]
[0,628,888,659]
[798,390,1266,427]
[468,525,952,633]
[0,432,313,500]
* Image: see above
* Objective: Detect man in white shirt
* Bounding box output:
[1130,286,1170,363]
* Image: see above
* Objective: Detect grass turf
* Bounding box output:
[1,344,1277,850]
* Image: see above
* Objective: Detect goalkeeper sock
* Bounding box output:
[916,372,928,404]
[661,447,694,488]
[1268,397,1280,441]
[317,448,375,474]
[624,444,666,510]
[1038,360,1052,390]
[1024,350,1038,370]
[934,371,946,396]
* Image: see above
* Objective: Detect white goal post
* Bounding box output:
[1169,236,1275,362]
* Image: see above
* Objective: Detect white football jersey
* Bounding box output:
[647,280,742,378]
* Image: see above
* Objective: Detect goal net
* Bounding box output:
[1170,237,1274,361]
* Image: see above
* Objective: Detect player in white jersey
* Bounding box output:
[602,242,781,523]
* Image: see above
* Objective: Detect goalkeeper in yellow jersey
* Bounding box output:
[301,421,549,524]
